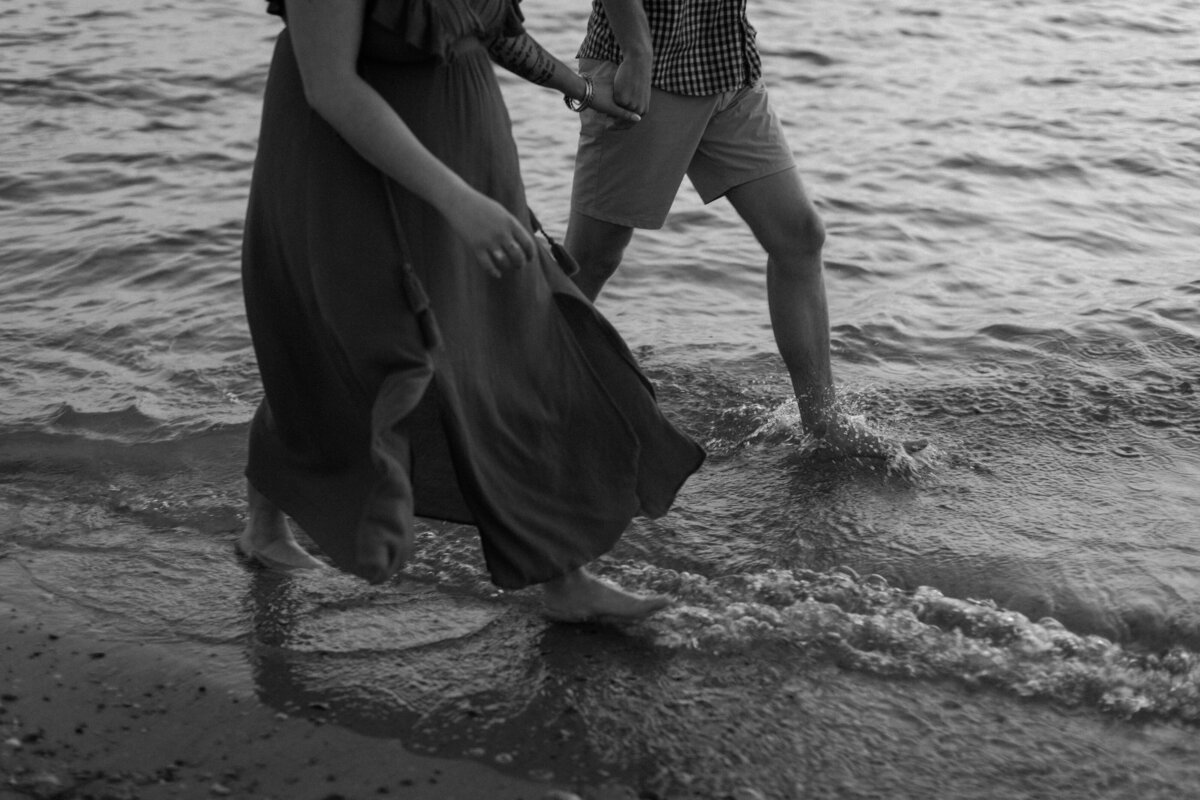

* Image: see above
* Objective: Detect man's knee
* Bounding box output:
[773,205,825,261]
[794,206,826,256]
[575,242,626,278]
[729,172,826,261]
[565,212,634,273]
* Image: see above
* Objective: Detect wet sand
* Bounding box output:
[6,572,1200,800]
[0,598,572,800]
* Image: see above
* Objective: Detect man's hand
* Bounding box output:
[589,78,641,124]
[612,54,651,126]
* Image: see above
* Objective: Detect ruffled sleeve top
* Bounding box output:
[266,0,524,61]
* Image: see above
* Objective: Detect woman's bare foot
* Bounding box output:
[812,414,927,460]
[542,567,670,623]
[237,482,327,572]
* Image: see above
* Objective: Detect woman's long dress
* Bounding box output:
[242,0,704,588]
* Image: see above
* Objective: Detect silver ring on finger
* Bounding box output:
[491,248,506,261]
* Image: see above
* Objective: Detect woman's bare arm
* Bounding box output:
[487,31,640,122]
[285,0,535,275]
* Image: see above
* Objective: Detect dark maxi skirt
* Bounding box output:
[241,31,704,588]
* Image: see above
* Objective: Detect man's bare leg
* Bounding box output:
[565,210,635,302]
[237,480,327,571]
[542,566,670,622]
[726,169,923,457]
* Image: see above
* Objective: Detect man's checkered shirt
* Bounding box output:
[577,0,762,97]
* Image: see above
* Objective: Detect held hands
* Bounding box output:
[447,189,537,278]
[584,56,650,129]
[612,55,651,123]
[590,78,641,125]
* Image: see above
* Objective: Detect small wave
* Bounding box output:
[611,564,1200,723]
[1177,279,1200,297]
[937,152,1088,182]
[1045,10,1194,37]
[759,47,836,66]
[74,9,137,21]
[1104,154,1175,178]
[42,403,168,442]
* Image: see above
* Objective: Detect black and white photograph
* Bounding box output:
[2,1,1199,797]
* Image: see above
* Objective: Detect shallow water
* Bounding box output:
[3,0,1200,796]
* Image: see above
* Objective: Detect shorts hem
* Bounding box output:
[571,203,667,231]
[696,162,797,205]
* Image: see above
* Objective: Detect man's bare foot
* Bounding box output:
[237,482,327,572]
[542,567,671,623]
[811,414,928,460]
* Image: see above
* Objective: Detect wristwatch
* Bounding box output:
[564,74,594,112]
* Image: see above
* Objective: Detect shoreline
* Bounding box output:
[0,597,575,800]
[6,544,1200,798]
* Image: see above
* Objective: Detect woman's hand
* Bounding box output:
[445,188,537,278]
[486,32,645,128]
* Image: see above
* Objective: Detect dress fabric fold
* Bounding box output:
[242,0,705,588]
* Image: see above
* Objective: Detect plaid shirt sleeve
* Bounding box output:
[577,0,762,96]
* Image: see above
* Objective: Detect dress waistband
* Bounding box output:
[361,24,484,64]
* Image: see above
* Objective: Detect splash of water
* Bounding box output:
[739,398,926,478]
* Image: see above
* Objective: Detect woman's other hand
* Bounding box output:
[448,189,537,278]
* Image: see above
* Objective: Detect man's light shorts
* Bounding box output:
[571,58,798,230]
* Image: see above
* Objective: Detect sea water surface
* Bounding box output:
[2,0,1200,797]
